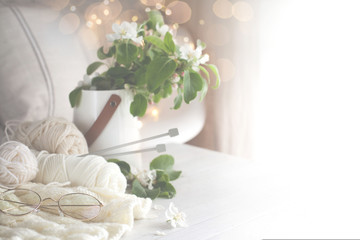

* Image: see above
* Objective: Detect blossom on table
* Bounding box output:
[106,21,143,44]
[136,169,157,190]
[165,202,188,228]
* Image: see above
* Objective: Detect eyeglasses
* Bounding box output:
[0,188,103,221]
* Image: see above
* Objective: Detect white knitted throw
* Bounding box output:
[0,182,152,239]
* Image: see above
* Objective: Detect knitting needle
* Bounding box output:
[82,128,178,156]
[100,144,166,158]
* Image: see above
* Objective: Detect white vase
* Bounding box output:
[73,89,142,169]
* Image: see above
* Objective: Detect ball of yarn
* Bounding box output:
[13,117,88,155]
[33,150,127,193]
[0,141,38,187]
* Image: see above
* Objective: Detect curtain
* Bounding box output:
[186,0,258,160]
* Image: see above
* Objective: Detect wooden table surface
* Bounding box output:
[124,144,275,240]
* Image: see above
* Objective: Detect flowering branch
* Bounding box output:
[69,10,221,117]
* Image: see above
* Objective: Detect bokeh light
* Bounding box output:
[140,0,164,6]
[165,8,172,15]
[166,1,192,24]
[86,21,94,28]
[232,1,254,22]
[85,1,122,24]
[156,3,163,10]
[217,58,235,82]
[59,13,80,35]
[120,9,144,22]
[132,15,139,22]
[212,0,233,19]
[174,27,193,46]
[205,24,230,46]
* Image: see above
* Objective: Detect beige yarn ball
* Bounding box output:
[13,117,88,155]
[33,150,127,193]
[0,141,38,187]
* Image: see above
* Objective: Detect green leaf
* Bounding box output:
[69,87,82,108]
[97,46,115,60]
[183,70,203,104]
[87,62,104,75]
[206,64,221,89]
[167,170,182,181]
[147,10,164,29]
[134,66,147,86]
[173,93,182,110]
[164,32,175,53]
[108,159,131,176]
[150,154,174,171]
[155,170,170,183]
[113,78,125,89]
[107,66,131,78]
[158,182,176,199]
[146,57,177,92]
[116,42,139,66]
[199,65,210,83]
[199,77,208,102]
[91,76,111,90]
[145,36,168,53]
[130,94,148,117]
[145,187,161,200]
[132,179,147,198]
[153,91,162,103]
[162,81,172,98]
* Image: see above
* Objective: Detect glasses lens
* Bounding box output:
[0,189,41,216]
[59,193,101,220]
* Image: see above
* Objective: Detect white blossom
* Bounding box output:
[78,74,95,87]
[165,202,188,228]
[106,21,143,44]
[156,23,172,37]
[179,41,209,71]
[136,169,157,190]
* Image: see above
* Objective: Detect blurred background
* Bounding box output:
[2,0,360,164]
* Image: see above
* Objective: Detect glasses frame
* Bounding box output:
[0,188,103,221]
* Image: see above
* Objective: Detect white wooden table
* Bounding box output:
[124,144,275,240]
[124,144,360,240]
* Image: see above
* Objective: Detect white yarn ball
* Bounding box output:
[33,151,127,193]
[13,117,88,155]
[0,141,38,187]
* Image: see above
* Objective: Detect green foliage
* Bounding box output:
[97,46,115,60]
[164,32,176,53]
[109,154,181,200]
[69,87,82,107]
[130,94,147,117]
[69,10,221,117]
[146,56,177,92]
[87,62,104,75]
[184,70,204,104]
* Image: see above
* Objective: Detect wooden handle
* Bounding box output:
[84,94,121,147]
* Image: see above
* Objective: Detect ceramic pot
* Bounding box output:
[73,89,141,168]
